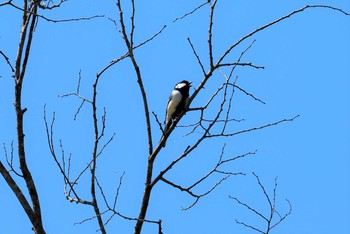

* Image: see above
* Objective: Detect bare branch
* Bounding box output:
[232,84,266,104]
[7,1,104,23]
[0,0,11,7]
[156,145,254,210]
[43,105,92,205]
[31,2,344,234]
[173,1,209,23]
[74,209,109,226]
[59,70,90,120]
[270,199,292,229]
[182,175,230,210]
[152,111,165,135]
[235,219,265,234]
[134,25,167,50]
[0,161,36,230]
[207,115,300,138]
[218,62,265,70]
[93,172,163,233]
[41,14,105,23]
[97,20,166,79]
[187,38,206,76]
[230,173,292,233]
[116,0,153,154]
[3,142,23,177]
[208,0,218,68]
[12,3,46,232]
[60,92,92,103]
[0,50,15,72]
[216,5,350,65]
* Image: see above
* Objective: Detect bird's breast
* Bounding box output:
[167,90,182,116]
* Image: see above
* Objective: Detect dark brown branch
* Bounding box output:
[116,0,153,155]
[75,209,109,226]
[158,144,253,210]
[161,173,231,211]
[183,175,230,210]
[60,92,92,103]
[8,1,104,23]
[152,111,165,135]
[115,1,159,233]
[54,15,102,23]
[0,50,15,72]
[187,38,206,75]
[13,3,45,233]
[173,1,209,23]
[207,115,300,138]
[20,4,37,83]
[59,71,91,120]
[46,53,117,233]
[230,173,292,233]
[93,173,163,233]
[0,0,11,7]
[43,106,92,205]
[3,142,23,177]
[208,0,218,68]
[234,219,265,234]
[134,25,167,50]
[91,66,107,234]
[232,84,266,104]
[216,5,350,66]
[97,19,166,79]
[0,161,36,230]
[218,62,265,69]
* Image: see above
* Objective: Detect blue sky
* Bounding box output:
[1,1,349,234]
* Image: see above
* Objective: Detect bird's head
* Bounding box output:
[175,80,192,90]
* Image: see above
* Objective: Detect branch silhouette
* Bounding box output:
[230,173,292,233]
[1,1,347,233]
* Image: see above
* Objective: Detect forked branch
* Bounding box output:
[230,173,292,233]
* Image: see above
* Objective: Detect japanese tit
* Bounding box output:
[161,80,192,147]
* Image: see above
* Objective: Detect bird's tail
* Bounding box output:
[160,120,172,148]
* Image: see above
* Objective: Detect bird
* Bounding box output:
[161,80,191,147]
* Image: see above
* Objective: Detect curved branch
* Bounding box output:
[0,50,15,72]
[216,5,350,65]
[230,173,293,233]
[7,1,104,23]
[0,161,35,228]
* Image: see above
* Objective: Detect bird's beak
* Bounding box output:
[189,81,192,86]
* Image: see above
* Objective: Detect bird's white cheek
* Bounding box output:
[175,83,187,89]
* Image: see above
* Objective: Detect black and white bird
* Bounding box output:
[161,80,191,147]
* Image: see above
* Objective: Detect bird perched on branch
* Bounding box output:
[161,80,191,147]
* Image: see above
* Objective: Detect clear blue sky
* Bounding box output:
[1,1,349,234]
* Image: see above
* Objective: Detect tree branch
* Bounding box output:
[0,161,36,228]
[173,1,209,23]
[230,173,292,233]
[0,50,15,72]
[7,1,104,23]
[216,5,350,66]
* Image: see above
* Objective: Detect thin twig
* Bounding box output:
[216,5,350,66]
[207,115,300,138]
[187,38,206,75]
[0,50,15,72]
[3,142,23,177]
[173,1,209,23]
[8,2,104,23]
[230,173,292,233]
